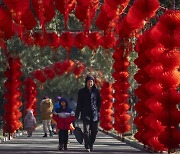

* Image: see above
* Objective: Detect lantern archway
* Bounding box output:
[0,0,179,152]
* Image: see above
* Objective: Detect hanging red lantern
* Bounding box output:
[75,0,99,32]
[43,67,55,80]
[159,127,180,149]
[74,32,88,49]
[53,62,64,76]
[96,4,117,31]
[100,82,113,131]
[24,78,37,116]
[61,59,74,74]
[33,32,47,48]
[55,0,76,28]
[3,57,23,133]
[46,33,61,48]
[100,32,116,49]
[32,0,55,24]
[87,32,101,50]
[0,6,15,40]
[60,32,74,52]
[151,10,180,48]
[73,61,85,78]
[32,70,46,83]
[4,0,37,35]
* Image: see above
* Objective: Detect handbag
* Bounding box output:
[73,121,83,144]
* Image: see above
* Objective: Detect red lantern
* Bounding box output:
[43,67,55,80]
[73,61,85,78]
[55,0,76,28]
[60,32,74,52]
[74,32,88,49]
[87,32,101,50]
[32,70,46,83]
[53,62,64,76]
[0,6,15,39]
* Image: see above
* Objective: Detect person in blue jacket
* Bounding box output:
[53,97,75,151]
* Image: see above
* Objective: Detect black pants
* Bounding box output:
[58,129,68,145]
[83,120,98,149]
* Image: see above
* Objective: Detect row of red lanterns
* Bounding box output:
[116,0,160,40]
[96,0,129,32]
[23,78,38,116]
[32,59,85,83]
[99,81,113,131]
[0,0,161,48]
[134,10,180,152]
[112,47,131,134]
[21,31,117,51]
[3,57,23,133]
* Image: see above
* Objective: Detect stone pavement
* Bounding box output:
[0,125,149,154]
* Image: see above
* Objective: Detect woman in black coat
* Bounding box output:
[75,75,101,152]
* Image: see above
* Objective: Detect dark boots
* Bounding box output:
[58,144,63,150]
[58,144,68,151]
[64,144,67,150]
[43,133,47,137]
[49,130,53,137]
[43,131,53,137]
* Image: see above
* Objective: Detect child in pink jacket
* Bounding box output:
[24,109,36,137]
[53,97,75,151]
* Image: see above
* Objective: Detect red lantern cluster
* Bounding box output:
[96,0,129,32]
[134,10,180,152]
[32,69,46,83]
[87,32,101,50]
[3,0,37,39]
[99,82,113,131]
[116,0,160,39]
[33,59,76,83]
[100,32,116,49]
[75,0,99,32]
[0,6,15,40]
[74,32,88,49]
[55,0,76,28]
[112,47,131,134]
[3,57,22,133]
[60,32,74,54]
[151,10,180,49]
[134,29,166,151]
[32,0,55,31]
[43,67,56,80]
[72,61,85,78]
[23,78,37,116]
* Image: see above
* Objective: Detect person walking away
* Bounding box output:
[75,75,101,152]
[40,97,53,137]
[53,96,61,112]
[53,97,75,151]
[69,97,77,113]
[24,109,36,137]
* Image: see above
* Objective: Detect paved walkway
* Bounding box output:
[0,125,148,154]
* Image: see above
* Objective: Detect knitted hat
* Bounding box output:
[85,75,94,83]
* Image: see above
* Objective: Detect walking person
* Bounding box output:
[53,97,75,151]
[40,96,53,137]
[75,75,101,152]
[24,109,36,137]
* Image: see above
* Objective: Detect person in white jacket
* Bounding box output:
[24,109,36,137]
